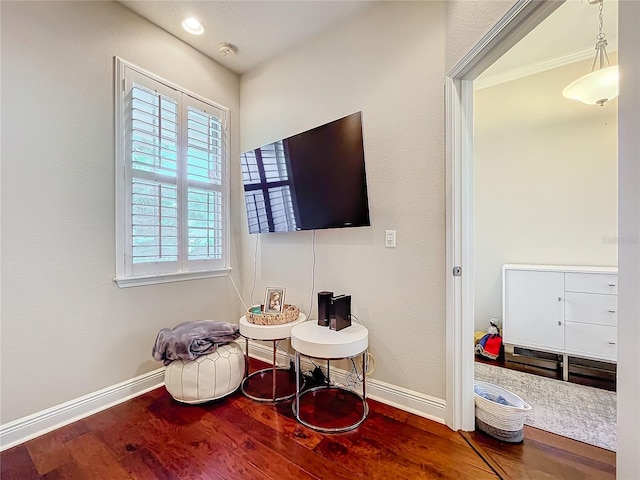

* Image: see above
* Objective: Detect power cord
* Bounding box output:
[301,365,328,388]
[276,340,293,367]
[228,270,248,311]
[307,230,317,320]
[300,353,376,391]
[346,357,364,388]
[343,352,377,389]
[312,366,326,384]
[366,352,376,376]
[250,233,259,305]
[227,233,260,312]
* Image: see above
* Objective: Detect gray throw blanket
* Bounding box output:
[152,320,240,366]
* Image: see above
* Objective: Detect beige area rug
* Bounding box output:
[474,362,616,451]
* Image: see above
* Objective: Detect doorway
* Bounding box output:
[446,0,640,475]
[445,0,565,433]
[471,0,618,450]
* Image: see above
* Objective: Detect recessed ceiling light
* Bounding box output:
[182,17,205,35]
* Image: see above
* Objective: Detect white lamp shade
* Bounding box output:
[563,65,619,106]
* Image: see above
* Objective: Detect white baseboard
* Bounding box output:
[1,342,447,451]
[243,340,446,425]
[0,367,165,452]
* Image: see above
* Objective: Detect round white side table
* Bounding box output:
[290,321,369,432]
[239,313,307,402]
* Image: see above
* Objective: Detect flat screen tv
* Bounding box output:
[240,112,370,234]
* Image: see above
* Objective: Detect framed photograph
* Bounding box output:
[264,287,286,314]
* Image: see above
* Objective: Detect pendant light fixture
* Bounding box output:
[563,0,618,106]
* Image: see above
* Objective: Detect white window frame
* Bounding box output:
[114,57,230,287]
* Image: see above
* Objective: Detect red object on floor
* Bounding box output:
[476,334,502,360]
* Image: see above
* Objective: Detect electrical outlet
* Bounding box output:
[385,229,396,248]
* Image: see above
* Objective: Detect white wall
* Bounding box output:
[0,1,241,424]
[0,0,521,428]
[240,1,447,398]
[2,1,636,467]
[445,0,516,72]
[474,62,618,329]
[616,0,640,475]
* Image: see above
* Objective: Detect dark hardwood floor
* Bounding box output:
[1,358,616,479]
[462,427,615,480]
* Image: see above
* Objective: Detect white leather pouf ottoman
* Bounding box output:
[164,342,245,404]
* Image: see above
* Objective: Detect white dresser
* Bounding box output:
[502,264,618,380]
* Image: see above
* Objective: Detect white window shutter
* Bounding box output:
[127,83,180,275]
[183,95,227,270]
[115,58,229,283]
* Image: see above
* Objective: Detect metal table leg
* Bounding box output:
[245,337,249,382]
[292,351,369,433]
[241,338,301,403]
[295,351,301,418]
[362,351,367,400]
[272,340,277,400]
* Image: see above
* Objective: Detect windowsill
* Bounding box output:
[114,268,230,288]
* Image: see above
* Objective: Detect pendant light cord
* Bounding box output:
[592,0,611,71]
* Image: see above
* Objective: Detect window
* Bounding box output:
[115,58,229,287]
[241,140,297,233]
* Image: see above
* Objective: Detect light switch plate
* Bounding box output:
[385,229,396,248]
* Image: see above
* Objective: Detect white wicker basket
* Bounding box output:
[474,380,532,432]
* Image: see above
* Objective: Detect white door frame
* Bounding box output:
[445,0,564,431]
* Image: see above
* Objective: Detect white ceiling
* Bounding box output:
[119,0,377,75]
[119,0,618,83]
[477,0,618,89]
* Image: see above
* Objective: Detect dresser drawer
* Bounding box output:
[565,322,617,361]
[565,273,618,295]
[564,292,617,326]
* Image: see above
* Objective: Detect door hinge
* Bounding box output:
[453,266,462,277]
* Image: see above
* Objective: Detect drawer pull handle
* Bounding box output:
[608,340,616,345]
[608,309,616,314]
[608,283,616,287]
[558,321,562,326]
